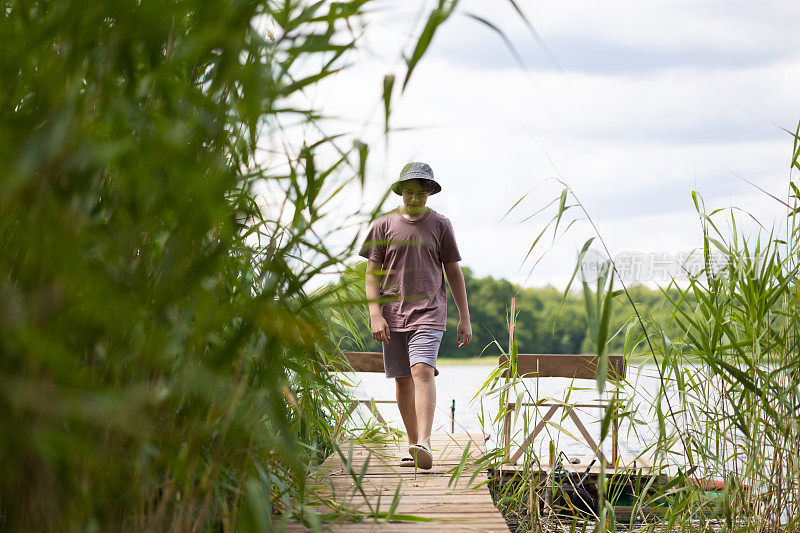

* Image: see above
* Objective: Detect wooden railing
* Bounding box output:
[500,354,626,467]
[331,351,627,467]
[330,351,393,435]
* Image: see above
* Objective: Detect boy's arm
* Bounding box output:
[443,262,472,347]
[365,260,390,344]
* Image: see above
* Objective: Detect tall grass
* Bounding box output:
[474,126,800,532]
[606,127,800,531]
[646,170,800,529]
[0,0,461,530]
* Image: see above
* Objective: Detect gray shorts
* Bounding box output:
[382,329,444,379]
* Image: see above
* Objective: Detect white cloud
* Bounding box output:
[272,0,800,290]
[430,0,800,71]
[390,58,800,143]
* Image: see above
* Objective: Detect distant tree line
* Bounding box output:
[329,262,687,359]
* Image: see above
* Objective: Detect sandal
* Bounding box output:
[408,443,433,470]
[399,454,415,467]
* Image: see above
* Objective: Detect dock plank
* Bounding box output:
[287,433,509,532]
[496,454,658,477]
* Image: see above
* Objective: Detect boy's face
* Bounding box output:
[400,179,431,214]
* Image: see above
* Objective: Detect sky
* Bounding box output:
[263,0,800,290]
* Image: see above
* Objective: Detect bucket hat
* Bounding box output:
[390,162,441,195]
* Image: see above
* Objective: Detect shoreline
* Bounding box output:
[437,355,701,366]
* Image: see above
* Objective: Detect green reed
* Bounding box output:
[604,128,800,531]
[468,125,800,532]
[0,1,462,530]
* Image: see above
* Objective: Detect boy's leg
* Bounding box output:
[407,330,443,448]
[382,331,418,445]
[410,362,436,448]
[395,376,417,445]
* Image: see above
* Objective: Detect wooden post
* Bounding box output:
[503,296,516,465]
[503,402,514,463]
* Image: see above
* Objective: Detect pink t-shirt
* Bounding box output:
[359,209,461,331]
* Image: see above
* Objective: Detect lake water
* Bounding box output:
[344,363,670,461]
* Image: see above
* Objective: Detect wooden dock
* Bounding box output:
[285,433,509,532]
[496,454,656,477]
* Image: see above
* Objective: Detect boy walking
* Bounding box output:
[359,162,472,469]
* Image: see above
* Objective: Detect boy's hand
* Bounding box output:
[370,314,391,344]
[457,320,472,348]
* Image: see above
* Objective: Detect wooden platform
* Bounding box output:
[496,454,656,477]
[285,433,509,532]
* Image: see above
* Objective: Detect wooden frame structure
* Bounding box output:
[330,351,394,434]
[500,353,626,468]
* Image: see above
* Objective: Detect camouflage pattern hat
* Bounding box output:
[390,162,441,195]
